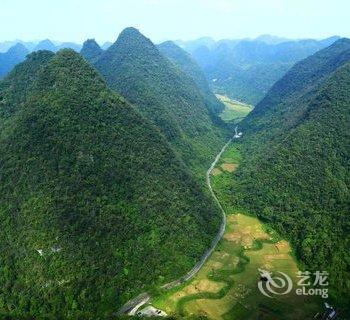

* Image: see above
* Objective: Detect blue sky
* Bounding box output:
[0,0,349,43]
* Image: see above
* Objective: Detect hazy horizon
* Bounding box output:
[0,0,349,44]
[0,34,344,48]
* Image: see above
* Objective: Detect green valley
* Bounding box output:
[233,39,350,314]
[146,144,322,320]
[0,2,349,318]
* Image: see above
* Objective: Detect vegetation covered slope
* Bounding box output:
[244,38,350,138]
[0,50,55,120]
[0,43,29,79]
[188,37,340,105]
[0,50,222,318]
[80,39,104,63]
[232,39,350,310]
[94,28,227,172]
[158,41,224,116]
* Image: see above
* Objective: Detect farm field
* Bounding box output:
[150,145,323,320]
[216,94,253,122]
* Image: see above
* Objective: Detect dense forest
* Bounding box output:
[93,28,228,174]
[0,23,349,319]
[80,39,104,64]
[157,41,224,117]
[231,39,350,311]
[0,50,223,318]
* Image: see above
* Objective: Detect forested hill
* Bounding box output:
[158,41,211,93]
[250,38,350,120]
[80,39,103,63]
[158,40,224,116]
[233,39,350,310]
[0,49,222,318]
[0,43,29,79]
[94,27,227,173]
[0,50,55,120]
[242,38,350,142]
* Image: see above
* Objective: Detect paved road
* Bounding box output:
[116,292,151,316]
[162,137,231,290]
[116,137,233,316]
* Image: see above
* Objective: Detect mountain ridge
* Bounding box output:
[0,43,29,79]
[187,36,342,104]
[158,40,225,117]
[94,27,227,172]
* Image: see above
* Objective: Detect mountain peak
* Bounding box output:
[34,39,56,52]
[159,40,182,51]
[7,42,28,55]
[38,39,55,46]
[95,28,162,79]
[44,48,102,78]
[331,37,350,47]
[248,36,350,122]
[158,40,225,117]
[111,27,155,52]
[82,38,100,47]
[0,47,223,318]
[94,28,226,170]
[0,43,29,78]
[119,26,143,37]
[158,41,194,62]
[80,39,103,62]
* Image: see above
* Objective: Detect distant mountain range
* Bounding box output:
[0,34,341,88]
[0,39,104,78]
[0,43,29,78]
[177,35,341,105]
[30,39,82,52]
[0,39,80,53]
[0,39,114,54]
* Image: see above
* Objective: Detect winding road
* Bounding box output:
[116,136,233,316]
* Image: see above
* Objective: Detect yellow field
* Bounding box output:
[216,94,253,122]
[221,163,237,172]
[152,214,322,319]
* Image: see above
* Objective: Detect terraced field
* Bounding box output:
[150,145,323,319]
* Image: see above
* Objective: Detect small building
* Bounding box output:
[321,303,337,320]
[137,306,167,317]
[234,127,243,139]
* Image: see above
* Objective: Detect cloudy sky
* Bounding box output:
[0,0,349,43]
